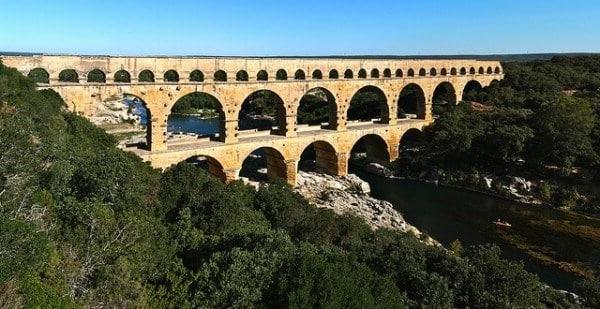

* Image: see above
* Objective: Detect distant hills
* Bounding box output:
[1,51,599,62]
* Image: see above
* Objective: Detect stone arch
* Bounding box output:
[350,133,391,165]
[399,128,423,154]
[312,69,323,79]
[358,69,367,78]
[478,67,485,74]
[347,85,390,123]
[329,69,339,79]
[87,69,106,83]
[236,70,249,81]
[432,82,457,115]
[398,83,426,119]
[383,68,392,78]
[294,69,306,80]
[238,90,287,136]
[276,69,288,80]
[164,70,180,82]
[460,67,467,75]
[169,92,226,142]
[344,69,354,79]
[469,67,476,75]
[257,70,268,81]
[190,70,204,82]
[495,66,501,74]
[440,68,448,76]
[407,68,415,77]
[430,68,437,76]
[451,68,457,75]
[184,155,227,182]
[298,140,340,175]
[486,67,493,74]
[214,70,227,82]
[114,70,131,83]
[27,68,50,84]
[395,69,403,77]
[122,93,153,150]
[239,146,289,183]
[297,87,337,129]
[371,68,380,78]
[58,69,79,83]
[419,68,426,76]
[462,80,483,101]
[138,70,155,82]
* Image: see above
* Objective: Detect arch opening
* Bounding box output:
[469,67,476,75]
[347,86,389,124]
[276,69,288,80]
[294,69,306,80]
[383,68,391,78]
[257,70,268,81]
[371,68,380,78]
[298,141,339,175]
[344,69,354,79]
[495,66,501,74]
[58,69,79,83]
[87,69,106,83]
[462,80,483,102]
[27,68,49,84]
[190,70,204,82]
[138,70,155,82]
[184,155,227,182]
[164,70,180,82]
[114,70,131,83]
[419,68,426,76]
[240,147,287,183]
[460,67,467,75]
[487,67,493,74]
[329,69,339,79]
[236,70,249,81]
[297,87,336,129]
[398,128,423,160]
[168,92,225,142]
[119,94,153,150]
[395,69,403,77]
[407,69,415,77]
[214,70,227,82]
[432,82,457,116]
[358,69,367,78]
[312,69,323,80]
[398,83,426,119]
[478,67,485,74]
[451,68,457,75]
[238,90,286,136]
[430,68,437,76]
[349,134,391,171]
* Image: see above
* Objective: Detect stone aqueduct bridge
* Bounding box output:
[2,55,503,185]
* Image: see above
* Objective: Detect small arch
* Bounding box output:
[486,67,493,74]
[298,141,340,175]
[138,70,155,82]
[114,70,131,83]
[214,70,227,82]
[344,69,354,79]
[257,70,268,81]
[329,69,339,79]
[460,67,467,75]
[450,68,457,75]
[395,69,403,77]
[383,68,391,78]
[430,68,437,76]
[348,85,389,123]
[469,67,476,75]
[407,69,415,77]
[190,70,204,82]
[418,68,426,76]
[398,83,426,120]
[478,67,485,74]
[240,146,288,183]
[312,69,323,79]
[58,69,79,83]
[164,70,180,82]
[294,69,306,80]
[358,69,367,78]
[236,70,249,81]
[440,68,448,76]
[27,68,50,84]
[276,69,288,80]
[87,69,106,83]
[297,87,337,129]
[371,68,380,78]
[495,66,501,74]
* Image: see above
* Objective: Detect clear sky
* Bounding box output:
[1,0,599,56]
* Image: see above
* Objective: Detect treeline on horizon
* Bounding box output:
[1,57,600,308]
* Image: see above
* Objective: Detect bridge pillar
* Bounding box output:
[223,168,240,183]
[149,117,167,151]
[329,111,346,131]
[284,115,297,137]
[424,97,433,121]
[334,152,349,176]
[223,119,239,144]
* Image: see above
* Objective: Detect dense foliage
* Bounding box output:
[0,60,594,307]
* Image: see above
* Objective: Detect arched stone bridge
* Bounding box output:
[1,55,503,185]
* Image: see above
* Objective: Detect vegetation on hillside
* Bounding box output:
[1,60,594,307]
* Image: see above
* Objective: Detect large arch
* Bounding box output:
[239,146,288,183]
[398,128,423,157]
[27,68,49,84]
[398,83,426,119]
[462,80,483,101]
[238,90,287,136]
[298,140,340,175]
[58,69,79,83]
[297,87,337,129]
[349,134,391,168]
[87,69,106,83]
[432,82,457,115]
[122,93,153,150]
[347,85,389,123]
[138,70,155,82]
[168,92,226,142]
[114,70,131,83]
[184,155,227,182]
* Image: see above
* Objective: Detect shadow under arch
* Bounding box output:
[349,133,391,169]
[432,81,457,116]
[462,80,483,101]
[239,146,288,182]
[347,85,390,124]
[298,140,340,175]
[184,155,227,181]
[398,83,426,119]
[168,92,226,142]
[238,89,287,136]
[399,128,423,153]
[297,87,337,129]
[27,67,50,84]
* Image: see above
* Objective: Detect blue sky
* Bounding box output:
[1,0,599,56]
